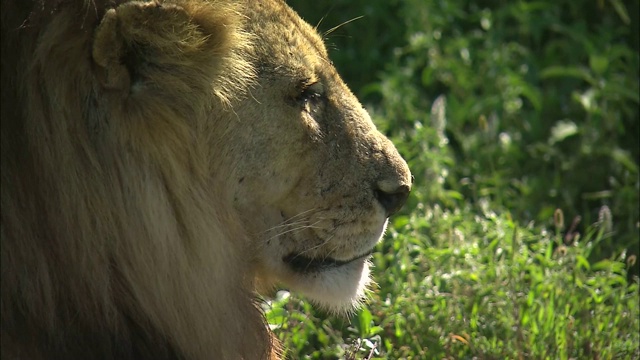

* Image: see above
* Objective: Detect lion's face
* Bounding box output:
[218,1,412,312]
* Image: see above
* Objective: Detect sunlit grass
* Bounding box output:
[266,205,639,359]
[268,0,640,358]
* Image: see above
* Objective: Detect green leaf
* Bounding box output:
[266,308,288,330]
[611,148,639,174]
[576,255,591,271]
[592,259,625,273]
[610,0,631,24]
[445,190,464,200]
[394,316,406,338]
[369,325,384,336]
[527,290,536,307]
[549,120,578,145]
[358,308,373,337]
[603,82,640,103]
[572,89,598,112]
[589,55,609,75]
[470,302,479,330]
[540,66,596,85]
[393,215,410,228]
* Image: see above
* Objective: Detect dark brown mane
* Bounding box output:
[1,1,272,358]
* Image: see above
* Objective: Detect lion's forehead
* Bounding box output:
[244,0,330,74]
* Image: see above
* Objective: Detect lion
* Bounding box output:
[0,0,411,359]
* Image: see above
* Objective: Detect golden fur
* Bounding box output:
[1,1,411,359]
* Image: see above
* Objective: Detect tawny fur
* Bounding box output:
[2,1,270,359]
[1,0,411,359]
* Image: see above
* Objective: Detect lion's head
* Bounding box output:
[232,2,412,312]
[1,0,410,359]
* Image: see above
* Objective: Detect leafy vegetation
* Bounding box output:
[265,0,640,358]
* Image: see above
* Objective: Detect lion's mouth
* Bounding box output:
[283,251,372,273]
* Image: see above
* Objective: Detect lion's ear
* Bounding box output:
[92,1,250,98]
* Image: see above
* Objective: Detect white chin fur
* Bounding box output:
[288,258,372,314]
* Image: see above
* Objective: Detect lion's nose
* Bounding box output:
[374,183,410,217]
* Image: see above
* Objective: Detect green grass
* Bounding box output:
[264,0,640,358]
[266,205,639,359]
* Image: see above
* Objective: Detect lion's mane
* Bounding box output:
[1,1,274,359]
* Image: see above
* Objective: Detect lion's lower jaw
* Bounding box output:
[288,258,372,314]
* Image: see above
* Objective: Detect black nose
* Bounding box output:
[374,184,410,217]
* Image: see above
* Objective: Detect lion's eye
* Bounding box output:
[296,81,324,106]
[299,87,321,102]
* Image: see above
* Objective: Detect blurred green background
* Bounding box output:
[266,0,639,358]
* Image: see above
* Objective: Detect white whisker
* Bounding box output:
[260,208,321,234]
[263,218,325,243]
